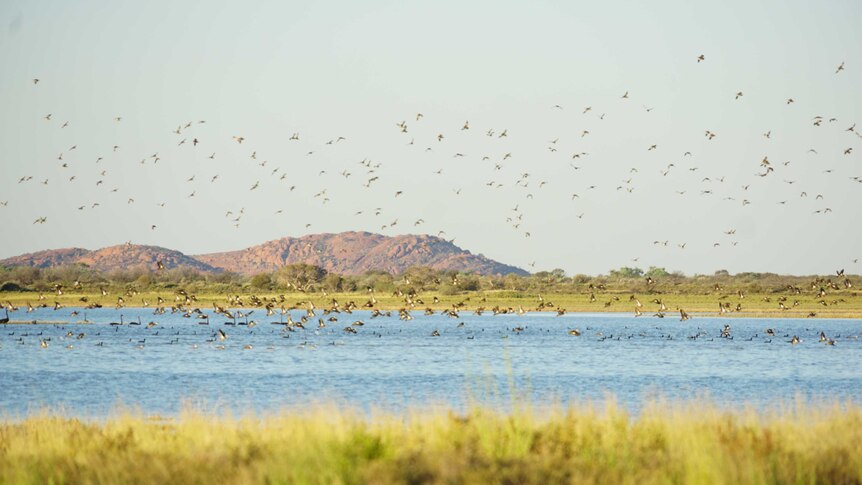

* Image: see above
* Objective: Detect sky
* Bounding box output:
[0,0,860,276]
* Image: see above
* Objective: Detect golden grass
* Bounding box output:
[3,289,862,319]
[1,400,860,484]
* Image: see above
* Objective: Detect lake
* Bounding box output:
[1,307,860,417]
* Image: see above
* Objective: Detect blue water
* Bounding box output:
[1,307,860,417]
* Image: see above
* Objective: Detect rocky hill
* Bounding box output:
[0,232,527,276]
[0,245,218,272]
[79,245,220,272]
[195,232,527,276]
[0,247,91,268]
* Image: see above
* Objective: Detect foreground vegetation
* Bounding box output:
[1,263,860,318]
[1,400,860,484]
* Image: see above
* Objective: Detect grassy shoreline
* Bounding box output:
[1,401,860,484]
[2,289,861,319]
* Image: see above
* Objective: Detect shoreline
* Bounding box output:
[0,292,862,323]
[2,289,861,319]
[2,309,861,322]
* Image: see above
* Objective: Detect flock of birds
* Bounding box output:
[2,316,852,351]
[3,55,859,272]
[1,303,853,350]
[1,306,852,351]
[1,268,855,349]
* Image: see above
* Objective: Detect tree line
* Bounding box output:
[0,262,855,296]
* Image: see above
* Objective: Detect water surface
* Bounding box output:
[1,308,860,417]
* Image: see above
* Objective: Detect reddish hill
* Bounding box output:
[1,232,527,276]
[77,245,220,272]
[1,245,218,272]
[194,232,527,276]
[0,247,91,268]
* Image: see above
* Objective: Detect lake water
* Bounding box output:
[1,307,860,417]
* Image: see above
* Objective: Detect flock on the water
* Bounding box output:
[1,307,852,350]
[1,268,855,348]
[1,306,853,350]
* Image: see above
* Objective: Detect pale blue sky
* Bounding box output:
[1,0,860,275]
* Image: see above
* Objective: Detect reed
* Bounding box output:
[1,399,860,484]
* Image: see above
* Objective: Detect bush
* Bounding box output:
[323,274,344,292]
[250,273,272,290]
[610,267,644,278]
[0,281,26,292]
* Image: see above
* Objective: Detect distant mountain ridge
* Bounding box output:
[0,245,219,273]
[0,232,528,276]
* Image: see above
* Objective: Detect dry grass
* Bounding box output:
[1,399,860,484]
[2,289,862,319]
